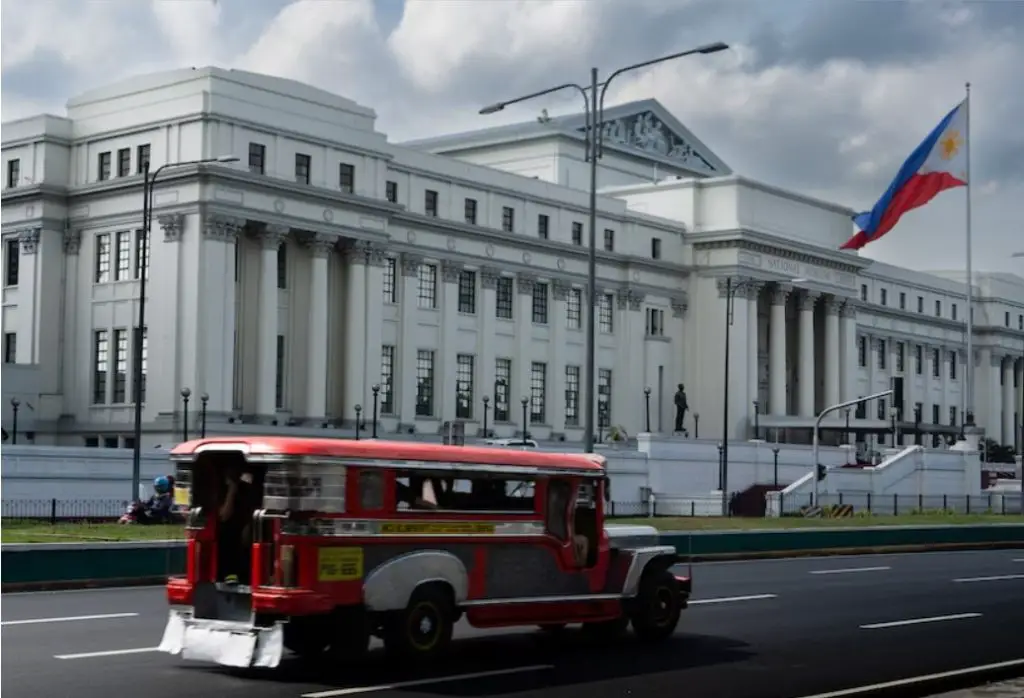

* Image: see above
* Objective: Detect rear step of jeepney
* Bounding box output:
[192,581,254,623]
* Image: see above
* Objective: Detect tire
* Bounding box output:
[629,568,682,643]
[382,585,455,659]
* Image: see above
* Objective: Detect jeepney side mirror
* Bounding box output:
[603,477,611,502]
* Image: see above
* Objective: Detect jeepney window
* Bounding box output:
[359,470,385,510]
[395,472,536,512]
[545,479,571,541]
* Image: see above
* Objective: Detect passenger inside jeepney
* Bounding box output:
[218,463,258,584]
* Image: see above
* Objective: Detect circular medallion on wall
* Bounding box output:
[522,252,532,264]
[485,244,495,257]
[274,199,286,213]
[556,258,566,270]
[446,237,457,251]
[323,208,334,222]
[632,271,641,281]
[407,230,417,243]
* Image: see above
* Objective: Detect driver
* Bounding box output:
[143,476,173,523]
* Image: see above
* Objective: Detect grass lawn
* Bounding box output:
[2,512,1020,543]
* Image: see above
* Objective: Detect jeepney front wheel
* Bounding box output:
[629,568,681,643]
[383,585,455,659]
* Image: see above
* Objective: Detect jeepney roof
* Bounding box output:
[169,436,607,473]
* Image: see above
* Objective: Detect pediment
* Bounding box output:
[552,99,730,176]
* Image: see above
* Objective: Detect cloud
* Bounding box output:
[2,0,1022,270]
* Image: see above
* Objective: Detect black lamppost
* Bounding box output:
[772,446,780,488]
[200,393,209,438]
[371,385,380,438]
[716,441,725,490]
[180,387,191,442]
[482,395,490,438]
[643,387,652,433]
[693,412,700,439]
[354,405,362,440]
[479,41,730,453]
[752,400,760,439]
[845,407,852,444]
[521,397,529,440]
[10,397,19,445]
[598,401,608,443]
[131,154,240,500]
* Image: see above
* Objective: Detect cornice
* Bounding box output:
[688,229,871,274]
[858,304,966,334]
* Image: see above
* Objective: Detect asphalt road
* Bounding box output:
[3,549,1023,698]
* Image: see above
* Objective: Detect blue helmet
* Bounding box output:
[153,476,170,494]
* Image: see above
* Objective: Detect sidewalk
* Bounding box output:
[928,678,1024,697]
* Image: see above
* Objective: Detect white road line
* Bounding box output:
[792,657,1024,698]
[55,647,160,660]
[301,665,555,697]
[1012,558,1024,563]
[689,593,778,605]
[860,612,982,630]
[953,574,1024,583]
[809,566,891,575]
[2,612,139,626]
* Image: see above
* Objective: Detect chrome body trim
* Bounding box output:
[621,545,679,598]
[363,550,469,612]
[461,593,623,607]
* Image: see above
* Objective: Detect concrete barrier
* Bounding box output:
[3,524,1023,591]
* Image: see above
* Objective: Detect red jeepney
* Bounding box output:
[158,437,691,668]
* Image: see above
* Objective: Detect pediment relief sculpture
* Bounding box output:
[580,111,717,172]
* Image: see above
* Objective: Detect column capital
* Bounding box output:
[824,296,842,315]
[616,287,645,311]
[480,266,501,290]
[671,296,688,318]
[552,279,573,301]
[516,273,537,296]
[203,214,244,242]
[797,291,819,312]
[158,213,185,242]
[400,253,422,277]
[63,228,82,255]
[306,233,336,259]
[259,223,290,249]
[839,300,859,318]
[16,227,41,254]
[440,259,463,283]
[366,242,389,267]
[770,284,792,306]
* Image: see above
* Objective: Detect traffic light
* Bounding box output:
[816,463,827,481]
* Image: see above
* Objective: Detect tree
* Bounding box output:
[981,438,1017,464]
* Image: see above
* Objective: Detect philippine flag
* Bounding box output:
[841,100,969,251]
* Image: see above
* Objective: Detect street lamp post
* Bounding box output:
[644,387,652,433]
[10,397,19,445]
[521,397,530,441]
[200,392,209,438]
[371,385,380,439]
[479,42,729,453]
[693,412,700,439]
[752,400,760,440]
[772,446,780,488]
[354,405,362,440]
[482,395,490,438]
[130,154,239,499]
[180,387,191,442]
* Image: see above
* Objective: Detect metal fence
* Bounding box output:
[2,498,131,524]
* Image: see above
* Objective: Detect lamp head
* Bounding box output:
[479,103,505,115]
[181,387,191,399]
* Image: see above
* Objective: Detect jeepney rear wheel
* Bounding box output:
[383,585,455,660]
[629,568,681,643]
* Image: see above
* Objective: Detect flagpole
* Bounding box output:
[964,81,975,431]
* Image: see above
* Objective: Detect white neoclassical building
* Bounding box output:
[1,67,1022,452]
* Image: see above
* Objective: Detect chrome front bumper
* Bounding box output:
[158,609,284,669]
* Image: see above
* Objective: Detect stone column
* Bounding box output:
[747,284,761,415]
[515,274,536,435]
[398,254,422,430]
[477,268,500,436]
[305,234,334,421]
[924,344,937,436]
[13,228,40,364]
[61,229,82,408]
[1002,356,1015,445]
[549,280,572,436]
[823,296,841,409]
[797,291,817,417]
[257,224,288,419]
[363,244,387,410]
[840,301,858,405]
[940,347,950,428]
[439,260,463,422]
[616,287,646,436]
[201,214,244,414]
[768,285,790,417]
[343,242,369,424]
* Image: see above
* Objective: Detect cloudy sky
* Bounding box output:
[2,0,1022,274]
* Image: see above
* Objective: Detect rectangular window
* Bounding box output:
[98,152,111,181]
[896,341,905,372]
[877,398,887,420]
[456,354,475,419]
[117,148,131,177]
[95,233,111,283]
[395,472,535,513]
[115,231,131,280]
[424,190,439,217]
[417,263,437,309]
[917,296,924,313]
[530,362,547,424]
[860,284,868,302]
[4,239,19,286]
[380,345,396,414]
[277,240,288,289]
[951,303,958,321]
[136,144,150,174]
[502,206,514,232]
[949,406,957,426]
[112,329,128,403]
[135,326,148,403]
[571,222,583,246]
[646,308,665,336]
[464,198,477,225]
[566,288,582,329]
[899,292,906,310]
[879,288,887,306]
[494,358,512,422]
[531,282,548,324]
[93,330,109,404]
[385,180,397,203]
[275,334,286,409]
[3,332,16,363]
[248,143,266,174]
[134,228,149,280]
[295,153,311,184]
[599,293,614,333]
[877,339,886,370]
[382,258,397,303]
[495,277,514,320]
[1006,311,1011,327]
[457,270,476,314]
[537,214,549,239]
[855,399,866,419]
[932,404,940,424]
[415,350,435,416]
[598,369,612,425]
[932,348,940,377]
[651,238,662,259]
[338,163,355,193]
[564,365,580,426]
[603,228,614,251]
[949,350,958,380]
[858,336,866,367]
[6,159,20,188]
[915,344,923,375]
[934,299,942,317]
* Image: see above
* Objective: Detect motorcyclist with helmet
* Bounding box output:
[140,476,174,524]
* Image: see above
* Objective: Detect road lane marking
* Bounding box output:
[860,612,982,629]
[55,647,159,660]
[792,657,1024,697]
[809,566,891,575]
[301,665,555,697]
[2,612,139,626]
[689,593,777,605]
[953,574,1024,583]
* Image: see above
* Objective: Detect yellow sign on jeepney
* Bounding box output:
[173,486,191,507]
[317,547,364,582]
[380,521,496,535]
